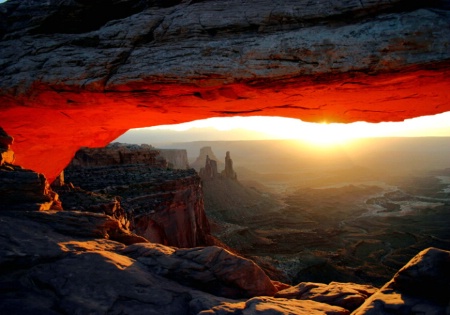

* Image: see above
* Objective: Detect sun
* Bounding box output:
[296,122,336,146]
[298,121,358,146]
[245,117,357,146]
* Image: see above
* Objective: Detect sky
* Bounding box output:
[114,111,450,146]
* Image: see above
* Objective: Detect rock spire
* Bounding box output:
[222,151,237,180]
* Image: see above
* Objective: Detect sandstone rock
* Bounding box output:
[52,184,133,229]
[222,151,237,180]
[272,280,292,292]
[0,210,231,315]
[0,128,61,211]
[70,143,166,168]
[352,247,450,315]
[192,147,223,172]
[2,249,227,315]
[0,127,13,149]
[0,164,61,211]
[1,206,450,314]
[64,162,213,248]
[200,155,219,180]
[1,1,449,92]
[276,282,377,312]
[0,147,14,166]
[1,2,449,182]
[123,243,277,299]
[198,296,350,315]
[0,127,14,166]
[4,210,147,245]
[51,170,65,187]
[200,150,238,180]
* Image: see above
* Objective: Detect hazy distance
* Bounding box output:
[114,112,450,147]
[112,113,450,179]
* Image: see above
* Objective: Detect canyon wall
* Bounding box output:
[64,145,213,248]
[0,0,449,182]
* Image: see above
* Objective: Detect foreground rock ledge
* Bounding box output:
[1,210,449,314]
[1,0,450,181]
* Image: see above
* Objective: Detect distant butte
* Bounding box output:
[1,0,450,181]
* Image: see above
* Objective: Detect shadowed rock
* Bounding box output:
[197,296,350,315]
[64,162,213,248]
[1,204,450,314]
[0,128,61,211]
[353,247,450,315]
[0,127,14,166]
[123,243,277,299]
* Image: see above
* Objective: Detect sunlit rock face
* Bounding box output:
[1,0,450,181]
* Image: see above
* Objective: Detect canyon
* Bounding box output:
[60,143,214,249]
[176,141,450,287]
[1,132,450,314]
[1,0,450,314]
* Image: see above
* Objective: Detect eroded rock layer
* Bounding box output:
[64,145,213,248]
[1,0,450,181]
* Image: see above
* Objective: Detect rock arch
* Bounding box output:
[1,0,449,181]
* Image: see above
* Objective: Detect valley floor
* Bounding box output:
[206,168,450,287]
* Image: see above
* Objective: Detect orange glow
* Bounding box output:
[1,65,450,181]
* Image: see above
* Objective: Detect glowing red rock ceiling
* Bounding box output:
[1,0,449,181]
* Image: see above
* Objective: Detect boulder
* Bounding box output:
[353,247,450,315]
[2,249,226,315]
[122,243,277,299]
